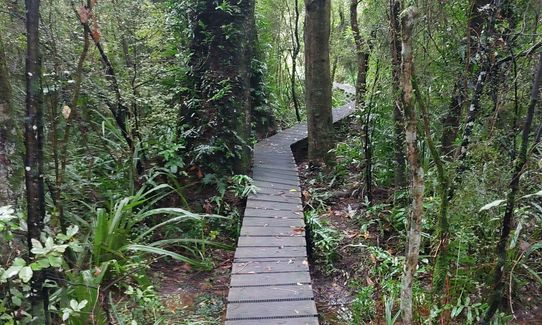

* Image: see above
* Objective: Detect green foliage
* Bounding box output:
[305,210,342,273]
[351,286,376,323]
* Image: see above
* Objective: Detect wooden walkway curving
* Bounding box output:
[225,85,355,325]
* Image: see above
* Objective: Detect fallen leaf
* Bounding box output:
[292,226,305,234]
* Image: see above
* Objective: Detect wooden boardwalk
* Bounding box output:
[225,86,355,325]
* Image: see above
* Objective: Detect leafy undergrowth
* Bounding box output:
[299,141,542,325]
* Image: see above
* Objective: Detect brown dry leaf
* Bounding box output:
[92,27,101,43]
[203,200,213,214]
[366,276,374,286]
[78,6,91,24]
[370,254,377,264]
[302,190,311,201]
[519,240,531,252]
[344,230,359,239]
[292,226,305,234]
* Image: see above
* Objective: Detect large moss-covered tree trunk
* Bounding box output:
[182,0,256,174]
[304,0,335,165]
[0,34,15,206]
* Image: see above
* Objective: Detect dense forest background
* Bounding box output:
[1,0,542,324]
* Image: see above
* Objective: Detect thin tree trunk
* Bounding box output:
[0,33,15,206]
[413,79,451,297]
[482,52,542,324]
[24,0,48,323]
[398,7,422,324]
[350,0,370,108]
[291,0,301,122]
[389,0,406,188]
[350,0,372,202]
[73,4,141,174]
[304,0,335,165]
[441,0,491,158]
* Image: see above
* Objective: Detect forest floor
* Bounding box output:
[151,248,233,324]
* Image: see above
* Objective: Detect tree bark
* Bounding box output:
[350,0,369,109]
[291,0,301,122]
[304,0,335,166]
[24,0,48,322]
[0,33,15,206]
[389,0,406,188]
[351,0,372,202]
[440,0,491,158]
[413,79,451,298]
[398,7,422,324]
[482,52,542,324]
[182,0,255,175]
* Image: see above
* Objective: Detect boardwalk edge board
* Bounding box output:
[225,90,354,324]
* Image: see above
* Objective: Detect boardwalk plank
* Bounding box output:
[226,300,317,319]
[252,177,300,186]
[252,172,300,182]
[234,246,307,259]
[231,259,309,273]
[225,317,319,325]
[242,217,304,227]
[252,167,299,176]
[244,208,303,218]
[240,226,304,237]
[254,181,300,191]
[230,271,311,287]
[247,193,301,204]
[246,200,302,211]
[227,284,314,302]
[254,188,301,198]
[237,236,306,247]
[253,164,298,172]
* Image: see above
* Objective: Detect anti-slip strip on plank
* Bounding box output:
[226,315,319,322]
[229,282,312,288]
[233,270,308,274]
[228,297,315,304]
[225,317,319,325]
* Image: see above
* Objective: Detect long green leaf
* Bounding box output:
[149,238,234,250]
[134,214,201,241]
[125,244,211,269]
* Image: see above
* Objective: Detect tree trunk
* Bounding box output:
[304,0,335,166]
[350,0,370,109]
[24,0,48,323]
[0,33,15,206]
[398,7,422,324]
[440,0,491,158]
[291,0,301,122]
[351,0,372,202]
[389,0,406,188]
[413,79,451,299]
[482,52,542,324]
[182,0,255,174]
